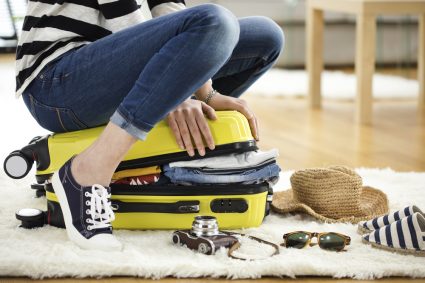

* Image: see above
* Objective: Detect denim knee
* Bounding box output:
[256,16,285,62]
[192,4,240,61]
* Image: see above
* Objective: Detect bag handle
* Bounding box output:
[111,200,200,213]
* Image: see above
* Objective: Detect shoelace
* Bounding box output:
[84,184,115,231]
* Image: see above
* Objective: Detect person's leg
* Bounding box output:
[211,16,285,98]
[24,3,240,187]
[72,15,285,188]
[72,122,137,187]
[21,3,241,250]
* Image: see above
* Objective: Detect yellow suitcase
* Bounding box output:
[43,182,272,230]
[5,111,256,183]
[6,111,274,230]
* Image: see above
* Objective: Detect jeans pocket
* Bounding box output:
[26,93,88,133]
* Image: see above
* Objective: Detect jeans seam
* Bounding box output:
[56,109,68,132]
[69,112,88,129]
[228,55,264,61]
[29,94,37,122]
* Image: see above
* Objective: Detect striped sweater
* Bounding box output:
[15,0,186,98]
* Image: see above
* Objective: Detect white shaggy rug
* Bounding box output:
[0,168,424,280]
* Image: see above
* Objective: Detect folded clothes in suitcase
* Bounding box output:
[5,111,275,230]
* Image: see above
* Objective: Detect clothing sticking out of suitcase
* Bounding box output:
[5,111,278,230]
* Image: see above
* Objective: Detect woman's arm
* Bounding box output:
[167,80,259,157]
[194,80,259,142]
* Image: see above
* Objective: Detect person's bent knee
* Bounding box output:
[268,17,285,55]
[256,16,285,57]
[193,3,240,49]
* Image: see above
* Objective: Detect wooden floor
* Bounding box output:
[1,55,424,281]
[248,95,425,172]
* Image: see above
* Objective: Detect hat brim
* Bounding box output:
[271,186,389,223]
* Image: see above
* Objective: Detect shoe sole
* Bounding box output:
[357,225,373,235]
[362,237,425,257]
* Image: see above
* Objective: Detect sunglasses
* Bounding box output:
[281,231,351,251]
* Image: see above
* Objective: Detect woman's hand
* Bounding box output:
[167,98,217,157]
[207,92,259,141]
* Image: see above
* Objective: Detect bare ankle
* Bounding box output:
[67,122,138,187]
[70,154,111,187]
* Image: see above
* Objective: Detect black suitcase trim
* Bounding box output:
[111,200,201,213]
[45,182,270,196]
[115,141,258,171]
[109,182,270,196]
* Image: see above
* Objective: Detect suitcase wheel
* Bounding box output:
[3,150,33,179]
[15,208,46,229]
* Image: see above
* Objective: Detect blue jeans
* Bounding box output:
[21,3,284,140]
[163,162,281,185]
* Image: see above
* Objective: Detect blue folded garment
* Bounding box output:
[163,162,281,185]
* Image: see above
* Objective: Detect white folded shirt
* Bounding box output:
[169,149,279,169]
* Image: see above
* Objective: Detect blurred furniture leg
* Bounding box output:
[419,13,425,112]
[306,0,425,124]
[306,2,324,109]
[355,13,376,124]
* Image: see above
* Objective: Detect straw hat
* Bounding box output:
[271,166,389,223]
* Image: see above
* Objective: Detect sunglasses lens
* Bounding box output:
[318,233,346,251]
[286,232,310,249]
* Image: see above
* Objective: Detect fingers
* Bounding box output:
[196,106,215,150]
[167,114,184,150]
[171,110,213,156]
[174,111,195,157]
[168,99,218,157]
[255,117,260,141]
[236,100,259,141]
[250,117,259,141]
[185,110,205,156]
[201,101,217,121]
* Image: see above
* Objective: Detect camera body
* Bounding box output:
[172,216,239,255]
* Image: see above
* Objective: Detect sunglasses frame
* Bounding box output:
[281,231,351,251]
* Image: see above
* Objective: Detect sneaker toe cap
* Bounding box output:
[88,234,122,251]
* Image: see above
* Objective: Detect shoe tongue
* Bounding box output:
[101,185,111,194]
[83,186,113,233]
[83,184,111,194]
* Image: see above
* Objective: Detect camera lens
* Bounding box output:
[191,216,219,237]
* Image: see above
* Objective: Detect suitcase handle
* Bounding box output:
[111,200,200,214]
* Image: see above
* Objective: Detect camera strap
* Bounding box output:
[222,231,280,260]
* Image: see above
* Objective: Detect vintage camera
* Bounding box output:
[172,216,239,255]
